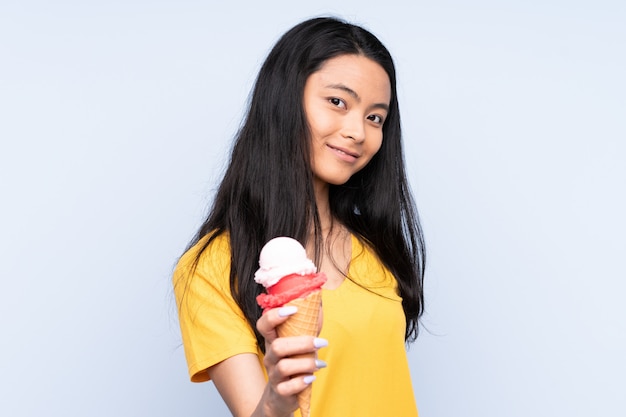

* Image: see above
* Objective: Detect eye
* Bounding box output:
[367,114,384,125]
[329,97,346,109]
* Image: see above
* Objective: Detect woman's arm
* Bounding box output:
[209,353,268,416]
[209,307,326,417]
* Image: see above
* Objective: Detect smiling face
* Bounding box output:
[303,54,391,192]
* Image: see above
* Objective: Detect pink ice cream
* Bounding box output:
[255,237,327,310]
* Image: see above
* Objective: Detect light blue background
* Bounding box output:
[1,1,624,416]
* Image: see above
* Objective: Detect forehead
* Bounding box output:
[307,54,391,103]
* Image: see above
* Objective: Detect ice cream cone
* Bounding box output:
[276,290,322,417]
[255,237,326,417]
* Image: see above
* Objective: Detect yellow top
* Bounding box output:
[173,233,418,417]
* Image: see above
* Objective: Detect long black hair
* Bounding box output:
[184,17,425,349]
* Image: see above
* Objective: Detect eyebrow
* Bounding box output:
[325,83,390,112]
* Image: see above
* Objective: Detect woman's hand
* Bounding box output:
[255,306,327,417]
[208,306,326,417]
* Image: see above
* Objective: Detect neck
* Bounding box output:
[313,179,332,232]
[309,179,351,289]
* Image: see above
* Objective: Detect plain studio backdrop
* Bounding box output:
[1,1,624,416]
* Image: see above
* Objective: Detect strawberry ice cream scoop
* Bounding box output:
[255,237,326,310]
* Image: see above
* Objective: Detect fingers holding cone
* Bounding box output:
[257,299,327,417]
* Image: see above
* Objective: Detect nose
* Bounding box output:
[341,113,366,143]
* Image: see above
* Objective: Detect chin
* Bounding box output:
[325,176,352,186]
[316,169,361,187]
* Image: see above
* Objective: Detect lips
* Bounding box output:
[327,144,360,160]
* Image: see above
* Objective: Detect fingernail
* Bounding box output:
[315,359,327,369]
[313,338,328,348]
[303,375,316,384]
[278,306,298,317]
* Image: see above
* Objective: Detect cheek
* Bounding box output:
[369,132,384,154]
[359,133,384,168]
[357,138,382,170]
[307,111,336,141]
[375,134,384,151]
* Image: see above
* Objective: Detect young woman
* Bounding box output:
[173,17,426,417]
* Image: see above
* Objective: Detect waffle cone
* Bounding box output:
[276,290,322,417]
